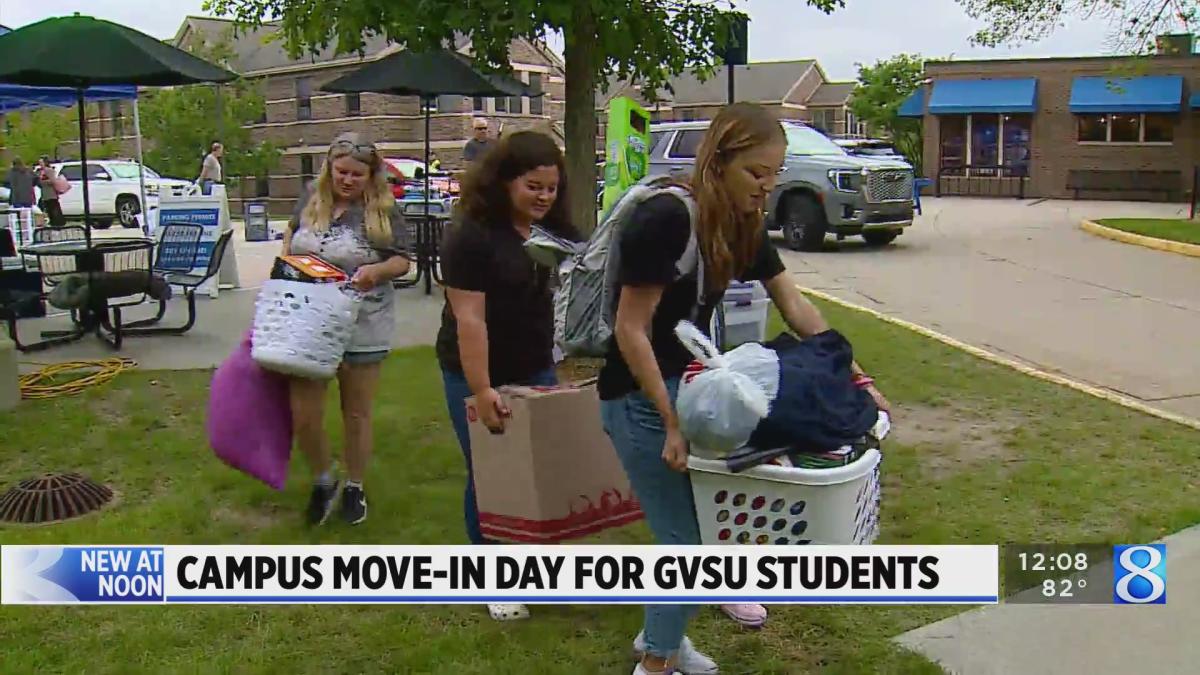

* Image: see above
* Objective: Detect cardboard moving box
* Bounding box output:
[467,383,642,543]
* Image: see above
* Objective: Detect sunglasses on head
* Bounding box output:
[331,139,377,155]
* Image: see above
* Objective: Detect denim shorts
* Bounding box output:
[343,350,389,365]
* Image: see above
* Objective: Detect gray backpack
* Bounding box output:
[552,176,705,358]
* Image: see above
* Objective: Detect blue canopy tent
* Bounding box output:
[0,83,149,231]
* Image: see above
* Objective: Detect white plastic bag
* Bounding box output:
[674,321,772,458]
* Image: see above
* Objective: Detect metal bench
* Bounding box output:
[1067,170,1182,201]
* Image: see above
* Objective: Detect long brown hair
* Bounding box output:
[455,130,572,234]
[691,103,786,291]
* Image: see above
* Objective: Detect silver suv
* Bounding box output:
[647,120,915,249]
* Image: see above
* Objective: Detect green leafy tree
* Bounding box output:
[138,33,279,186]
[960,0,1199,53]
[204,0,845,232]
[848,54,928,172]
[1,107,76,162]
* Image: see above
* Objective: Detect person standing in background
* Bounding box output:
[197,141,224,195]
[462,118,492,165]
[35,157,66,227]
[5,158,36,208]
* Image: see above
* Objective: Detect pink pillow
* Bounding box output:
[207,331,293,490]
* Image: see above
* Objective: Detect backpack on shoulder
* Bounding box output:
[550,175,705,358]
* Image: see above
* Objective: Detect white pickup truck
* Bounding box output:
[52,160,193,229]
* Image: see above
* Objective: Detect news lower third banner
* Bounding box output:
[1,545,998,605]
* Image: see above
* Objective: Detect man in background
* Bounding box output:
[462,118,492,165]
[35,157,66,227]
[4,158,36,208]
[197,141,224,195]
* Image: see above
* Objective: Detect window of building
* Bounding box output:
[300,155,314,184]
[939,113,1032,174]
[939,115,967,169]
[1002,114,1032,173]
[508,90,523,115]
[473,97,486,112]
[493,96,508,113]
[1076,113,1174,143]
[1077,114,1107,142]
[437,94,461,113]
[111,101,125,138]
[970,114,999,167]
[1110,114,1140,143]
[345,93,361,116]
[528,73,544,115]
[296,77,313,120]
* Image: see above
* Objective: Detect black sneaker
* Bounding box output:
[306,480,340,526]
[341,484,367,525]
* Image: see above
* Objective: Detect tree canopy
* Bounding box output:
[203,0,844,230]
[848,54,927,171]
[960,0,1199,53]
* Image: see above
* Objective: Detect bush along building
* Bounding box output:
[173,17,566,215]
[900,34,1200,202]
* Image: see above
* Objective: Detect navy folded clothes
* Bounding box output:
[724,429,879,473]
[746,330,879,451]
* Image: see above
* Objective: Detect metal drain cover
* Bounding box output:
[0,473,114,524]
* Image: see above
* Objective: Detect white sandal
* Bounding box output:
[487,603,530,621]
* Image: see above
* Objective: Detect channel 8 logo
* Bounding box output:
[1113,545,1166,604]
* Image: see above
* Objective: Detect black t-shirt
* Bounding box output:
[596,193,787,401]
[436,220,575,385]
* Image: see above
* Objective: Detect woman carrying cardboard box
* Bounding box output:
[598,103,891,675]
[436,131,580,622]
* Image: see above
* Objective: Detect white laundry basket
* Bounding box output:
[251,279,361,379]
[688,448,881,546]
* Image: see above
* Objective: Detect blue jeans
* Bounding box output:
[600,378,701,658]
[442,366,558,545]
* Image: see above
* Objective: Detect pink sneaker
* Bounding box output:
[719,603,767,628]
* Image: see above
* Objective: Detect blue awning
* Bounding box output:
[1069,76,1183,113]
[0,84,137,114]
[898,86,926,117]
[928,78,1037,114]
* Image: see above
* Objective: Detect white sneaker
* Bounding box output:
[633,632,718,675]
[486,603,529,621]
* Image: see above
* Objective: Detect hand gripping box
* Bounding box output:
[466,383,642,543]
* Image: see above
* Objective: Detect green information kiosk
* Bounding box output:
[601,96,652,216]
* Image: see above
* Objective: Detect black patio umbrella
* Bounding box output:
[0,14,237,247]
[323,50,541,289]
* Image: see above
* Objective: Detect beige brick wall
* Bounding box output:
[923,56,1200,199]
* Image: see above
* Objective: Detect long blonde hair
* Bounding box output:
[691,103,786,292]
[300,132,396,248]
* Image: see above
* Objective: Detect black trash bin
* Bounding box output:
[244,200,270,242]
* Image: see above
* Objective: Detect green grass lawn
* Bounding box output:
[1095,218,1200,245]
[2,299,1198,674]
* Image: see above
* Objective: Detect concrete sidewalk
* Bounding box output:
[895,525,1200,674]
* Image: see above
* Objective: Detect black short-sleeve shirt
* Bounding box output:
[436,220,578,385]
[596,193,786,400]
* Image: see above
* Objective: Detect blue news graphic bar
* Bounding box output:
[168,595,1000,604]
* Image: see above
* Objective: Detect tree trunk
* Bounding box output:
[564,7,599,235]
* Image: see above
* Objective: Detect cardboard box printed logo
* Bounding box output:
[466,384,642,543]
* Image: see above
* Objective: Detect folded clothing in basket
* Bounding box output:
[725,411,889,473]
[674,321,879,457]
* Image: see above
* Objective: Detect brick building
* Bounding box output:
[900,43,1200,201]
[596,60,865,157]
[172,17,566,214]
